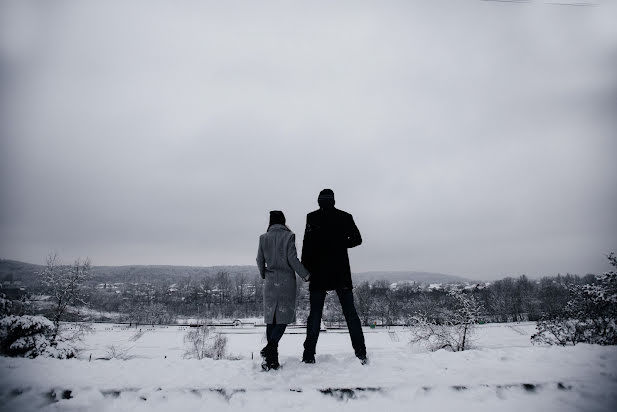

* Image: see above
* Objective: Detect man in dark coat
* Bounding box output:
[301,189,367,364]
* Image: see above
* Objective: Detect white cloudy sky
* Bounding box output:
[1,0,616,279]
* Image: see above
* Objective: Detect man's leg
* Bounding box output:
[336,288,367,359]
[303,289,327,361]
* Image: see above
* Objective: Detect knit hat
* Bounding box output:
[318,189,335,208]
[269,210,286,226]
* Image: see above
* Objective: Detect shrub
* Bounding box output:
[0,315,78,358]
[209,334,228,360]
[532,253,617,346]
[183,325,228,360]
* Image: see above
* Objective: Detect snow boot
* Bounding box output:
[261,345,280,371]
[267,353,280,370]
[261,359,269,371]
[302,350,315,364]
[260,345,272,371]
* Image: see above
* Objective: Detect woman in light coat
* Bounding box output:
[256,210,310,370]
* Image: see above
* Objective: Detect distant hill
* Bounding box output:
[352,271,475,285]
[1,259,473,286]
[0,259,259,286]
[0,259,43,286]
[89,264,259,283]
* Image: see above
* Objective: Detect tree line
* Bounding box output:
[349,273,594,326]
[63,270,599,326]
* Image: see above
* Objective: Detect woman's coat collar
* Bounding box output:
[267,224,290,232]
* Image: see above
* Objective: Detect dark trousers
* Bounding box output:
[265,314,287,354]
[303,288,366,358]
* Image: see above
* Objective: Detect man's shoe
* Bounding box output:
[302,355,315,364]
[359,356,369,365]
[302,349,315,364]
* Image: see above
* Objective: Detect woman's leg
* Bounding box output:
[263,314,286,369]
[263,304,277,355]
[267,313,287,348]
[268,325,287,349]
[266,323,274,343]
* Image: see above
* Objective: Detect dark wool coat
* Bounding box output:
[301,207,362,291]
[256,224,310,324]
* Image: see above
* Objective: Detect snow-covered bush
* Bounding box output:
[532,252,617,346]
[408,289,484,352]
[104,344,134,360]
[0,315,77,358]
[183,325,228,360]
[531,318,580,346]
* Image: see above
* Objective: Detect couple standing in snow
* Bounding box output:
[256,189,367,371]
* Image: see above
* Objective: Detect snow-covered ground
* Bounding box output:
[1,322,616,412]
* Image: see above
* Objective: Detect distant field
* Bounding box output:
[75,321,539,361]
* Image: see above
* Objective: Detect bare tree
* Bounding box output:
[41,254,91,343]
[488,277,516,322]
[215,271,232,305]
[234,273,250,317]
[353,282,374,326]
[145,303,175,325]
[200,276,215,312]
[323,292,344,326]
[409,289,484,352]
[372,280,399,326]
[235,273,247,304]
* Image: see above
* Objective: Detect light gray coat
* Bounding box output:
[256,224,310,324]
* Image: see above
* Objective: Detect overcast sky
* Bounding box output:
[1,0,616,280]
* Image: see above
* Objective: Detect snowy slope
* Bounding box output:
[1,323,616,412]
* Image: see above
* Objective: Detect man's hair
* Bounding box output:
[318,189,335,208]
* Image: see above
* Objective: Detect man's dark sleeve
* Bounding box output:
[346,215,362,248]
[301,215,313,267]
